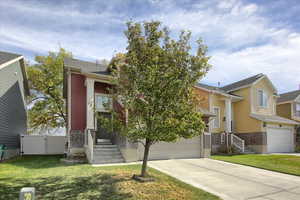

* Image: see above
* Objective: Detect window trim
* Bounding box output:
[258,89,268,108]
[212,106,220,129]
[95,93,112,112]
[295,103,300,117]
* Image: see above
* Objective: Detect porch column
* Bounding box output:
[86,78,95,130]
[225,98,232,133]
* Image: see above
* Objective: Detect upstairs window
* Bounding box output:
[212,107,220,128]
[295,103,300,117]
[258,90,268,108]
[95,94,112,112]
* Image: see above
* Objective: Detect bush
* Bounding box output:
[217,145,241,155]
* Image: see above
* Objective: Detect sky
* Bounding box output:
[1,0,300,93]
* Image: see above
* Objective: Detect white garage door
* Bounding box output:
[138,136,201,160]
[267,128,294,153]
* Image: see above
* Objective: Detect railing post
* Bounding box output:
[92,130,96,145]
[241,137,244,152]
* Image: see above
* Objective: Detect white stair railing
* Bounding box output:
[230,134,245,153]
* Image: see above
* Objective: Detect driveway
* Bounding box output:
[149,159,300,200]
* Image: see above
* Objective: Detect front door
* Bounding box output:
[96,112,112,140]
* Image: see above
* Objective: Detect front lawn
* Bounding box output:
[0,156,219,200]
[212,154,300,176]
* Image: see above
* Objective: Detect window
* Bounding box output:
[258,90,268,107]
[212,107,220,128]
[95,94,112,112]
[295,103,300,117]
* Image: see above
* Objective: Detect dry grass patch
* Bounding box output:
[0,156,219,200]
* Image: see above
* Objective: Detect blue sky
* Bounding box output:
[1,0,300,93]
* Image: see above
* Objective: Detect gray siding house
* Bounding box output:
[0,51,29,159]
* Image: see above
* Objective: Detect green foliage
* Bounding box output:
[102,21,211,145]
[212,154,300,176]
[295,145,300,153]
[27,48,71,132]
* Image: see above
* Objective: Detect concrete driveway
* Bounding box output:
[149,159,300,200]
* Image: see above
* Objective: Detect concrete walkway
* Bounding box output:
[149,159,300,200]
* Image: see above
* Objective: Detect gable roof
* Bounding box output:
[64,57,109,75]
[195,83,242,100]
[196,83,223,92]
[221,73,265,92]
[0,51,29,96]
[0,51,22,66]
[277,90,300,103]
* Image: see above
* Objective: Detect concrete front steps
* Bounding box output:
[92,139,124,164]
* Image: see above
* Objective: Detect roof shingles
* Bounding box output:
[277,90,300,103]
[0,51,22,65]
[64,58,109,75]
[221,73,264,92]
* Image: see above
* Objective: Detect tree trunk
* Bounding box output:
[141,138,151,177]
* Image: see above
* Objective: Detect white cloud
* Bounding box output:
[205,33,300,92]
[141,0,300,92]
[139,0,272,49]
[0,0,127,60]
[0,24,126,60]
[1,0,299,92]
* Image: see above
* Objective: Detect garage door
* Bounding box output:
[138,136,201,160]
[267,128,294,153]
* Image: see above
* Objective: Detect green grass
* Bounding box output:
[0,156,219,200]
[212,154,300,176]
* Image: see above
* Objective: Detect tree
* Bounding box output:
[27,48,72,133]
[101,21,211,178]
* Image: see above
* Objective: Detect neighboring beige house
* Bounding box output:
[277,90,300,122]
[277,90,300,145]
[196,73,299,153]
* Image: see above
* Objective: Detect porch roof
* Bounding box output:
[199,107,216,117]
[250,113,299,125]
[64,57,110,75]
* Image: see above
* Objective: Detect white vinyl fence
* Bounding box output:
[21,135,66,155]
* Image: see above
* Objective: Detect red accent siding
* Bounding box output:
[94,82,111,94]
[71,74,86,131]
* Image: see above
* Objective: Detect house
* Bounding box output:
[0,51,29,159]
[277,90,300,145]
[196,73,299,153]
[63,57,212,164]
